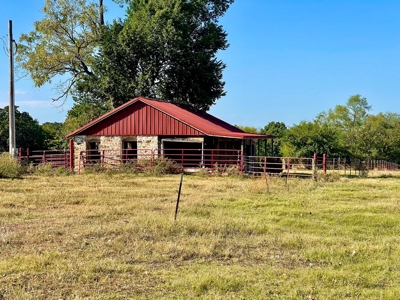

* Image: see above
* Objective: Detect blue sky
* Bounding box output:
[1,0,400,128]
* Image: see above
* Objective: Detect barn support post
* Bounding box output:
[69,139,74,173]
[264,139,267,156]
[263,156,267,176]
[211,149,214,170]
[181,149,184,168]
[201,142,204,167]
[271,139,274,156]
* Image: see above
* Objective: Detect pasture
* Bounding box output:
[1,172,400,299]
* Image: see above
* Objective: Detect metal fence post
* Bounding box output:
[69,139,74,173]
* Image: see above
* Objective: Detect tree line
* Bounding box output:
[238,94,400,163]
[2,94,400,165]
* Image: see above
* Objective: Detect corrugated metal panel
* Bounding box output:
[80,101,203,136]
[66,97,275,139]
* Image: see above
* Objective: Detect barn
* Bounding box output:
[66,97,274,171]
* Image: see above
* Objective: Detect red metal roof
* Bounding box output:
[66,97,274,140]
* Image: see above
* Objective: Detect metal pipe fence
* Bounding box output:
[320,157,399,176]
[17,147,400,178]
[18,148,70,168]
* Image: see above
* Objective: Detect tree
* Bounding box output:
[78,0,233,110]
[16,0,101,102]
[63,96,112,135]
[0,107,45,152]
[19,0,233,112]
[356,113,400,163]
[41,122,68,149]
[281,121,343,158]
[260,121,287,156]
[235,125,258,133]
[316,94,372,158]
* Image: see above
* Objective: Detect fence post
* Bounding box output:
[18,148,22,164]
[263,156,267,177]
[101,150,105,168]
[69,139,74,172]
[286,158,290,187]
[42,151,46,164]
[181,149,184,168]
[323,154,327,175]
[312,153,317,180]
[211,149,214,170]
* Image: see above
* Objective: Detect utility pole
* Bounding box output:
[99,0,104,26]
[8,20,16,157]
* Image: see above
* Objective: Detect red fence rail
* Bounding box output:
[18,148,70,168]
[17,147,400,177]
[244,156,315,178]
[77,148,244,173]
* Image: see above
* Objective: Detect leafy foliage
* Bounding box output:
[260,121,287,156]
[16,0,101,102]
[0,106,45,152]
[76,0,233,110]
[0,153,24,179]
[281,120,342,158]
[41,122,68,149]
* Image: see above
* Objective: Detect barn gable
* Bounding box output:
[66,97,274,140]
[71,100,204,137]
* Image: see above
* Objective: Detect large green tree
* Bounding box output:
[77,0,233,110]
[281,120,342,158]
[260,121,287,156]
[17,0,101,102]
[317,94,371,158]
[0,107,45,152]
[19,0,233,114]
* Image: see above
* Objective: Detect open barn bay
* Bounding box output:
[1,173,400,299]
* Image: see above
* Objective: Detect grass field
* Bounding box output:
[1,172,400,299]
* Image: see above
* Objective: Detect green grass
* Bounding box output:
[0,173,400,299]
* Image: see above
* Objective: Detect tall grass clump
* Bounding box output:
[0,153,23,179]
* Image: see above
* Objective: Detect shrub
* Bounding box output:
[316,171,341,182]
[0,153,23,179]
[148,157,184,175]
[33,163,54,176]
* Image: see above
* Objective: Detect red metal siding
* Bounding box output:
[81,101,203,136]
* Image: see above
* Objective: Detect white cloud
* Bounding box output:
[15,89,27,95]
[0,100,54,109]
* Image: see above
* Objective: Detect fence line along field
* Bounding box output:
[0,173,400,299]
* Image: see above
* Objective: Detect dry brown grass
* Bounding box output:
[1,173,400,299]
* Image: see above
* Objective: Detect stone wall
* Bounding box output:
[73,135,87,172]
[100,136,123,166]
[137,136,159,157]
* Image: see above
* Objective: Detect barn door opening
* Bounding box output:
[123,141,137,162]
[88,141,100,163]
[162,140,203,168]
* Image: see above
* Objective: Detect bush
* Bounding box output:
[147,157,184,175]
[316,171,341,182]
[0,153,23,179]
